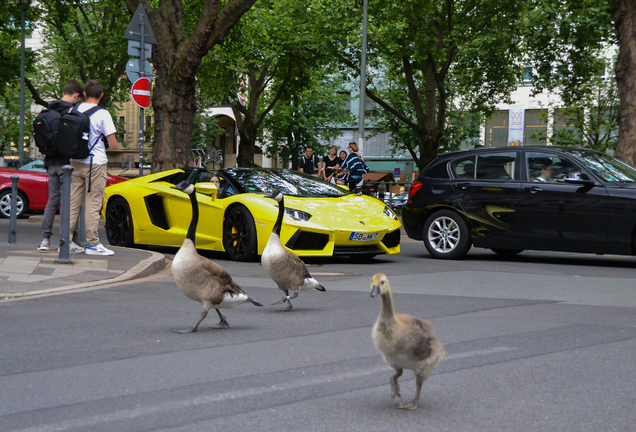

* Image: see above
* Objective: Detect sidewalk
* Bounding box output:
[0,217,166,300]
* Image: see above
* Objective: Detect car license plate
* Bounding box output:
[350,231,379,242]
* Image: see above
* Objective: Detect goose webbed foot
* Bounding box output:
[212,309,230,329]
[395,401,418,410]
[173,309,208,334]
[279,301,294,312]
[271,296,288,305]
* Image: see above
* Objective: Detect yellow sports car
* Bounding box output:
[103,167,401,261]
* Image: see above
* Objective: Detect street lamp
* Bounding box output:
[15,0,31,167]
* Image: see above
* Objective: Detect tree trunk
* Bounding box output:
[613,0,636,167]
[237,122,258,167]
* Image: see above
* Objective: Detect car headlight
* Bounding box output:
[384,206,398,220]
[285,207,312,221]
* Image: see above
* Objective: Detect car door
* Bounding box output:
[520,150,609,251]
[450,151,524,248]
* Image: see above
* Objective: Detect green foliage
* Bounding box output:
[32,0,130,104]
[262,71,354,164]
[190,113,225,151]
[522,0,615,105]
[531,74,619,152]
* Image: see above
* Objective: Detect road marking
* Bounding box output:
[13,347,516,431]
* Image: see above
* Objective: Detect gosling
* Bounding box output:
[370,273,446,410]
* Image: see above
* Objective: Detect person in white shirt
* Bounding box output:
[67,80,119,256]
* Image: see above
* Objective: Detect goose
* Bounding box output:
[171,180,262,333]
[370,273,446,410]
[262,190,326,311]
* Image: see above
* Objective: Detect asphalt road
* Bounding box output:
[1,241,635,431]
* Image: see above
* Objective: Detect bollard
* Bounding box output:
[7,175,19,245]
[57,165,74,263]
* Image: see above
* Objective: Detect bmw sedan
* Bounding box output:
[403,146,636,259]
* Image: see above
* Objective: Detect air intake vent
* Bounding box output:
[285,230,329,251]
[381,229,401,249]
[144,194,169,230]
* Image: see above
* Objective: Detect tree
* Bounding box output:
[523,0,636,165]
[313,0,525,171]
[531,73,619,152]
[261,71,354,169]
[0,0,37,100]
[199,0,328,167]
[125,0,257,172]
[27,0,130,107]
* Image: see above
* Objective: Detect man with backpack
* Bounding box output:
[36,80,83,252]
[66,80,119,256]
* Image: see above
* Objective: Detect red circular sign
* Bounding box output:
[131,77,151,108]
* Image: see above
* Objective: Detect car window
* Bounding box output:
[475,152,516,180]
[526,152,579,183]
[425,162,450,179]
[451,156,475,179]
[225,169,350,197]
[570,150,636,182]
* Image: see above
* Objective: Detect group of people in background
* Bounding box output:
[298,142,367,190]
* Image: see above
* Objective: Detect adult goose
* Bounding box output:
[171,180,262,333]
[370,273,446,410]
[262,190,325,311]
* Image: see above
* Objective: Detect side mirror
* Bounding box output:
[195,182,217,201]
[564,172,594,185]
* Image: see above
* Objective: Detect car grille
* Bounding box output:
[381,229,401,249]
[285,230,330,251]
[333,245,382,255]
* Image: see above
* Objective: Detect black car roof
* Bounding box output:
[435,146,602,162]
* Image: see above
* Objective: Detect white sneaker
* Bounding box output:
[85,243,114,256]
[69,241,85,254]
[37,241,50,251]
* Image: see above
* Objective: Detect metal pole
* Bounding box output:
[8,176,19,244]
[57,165,74,262]
[138,13,145,177]
[357,0,369,155]
[18,6,26,167]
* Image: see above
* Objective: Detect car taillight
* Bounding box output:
[408,180,423,201]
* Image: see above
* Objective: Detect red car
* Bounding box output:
[0,160,128,218]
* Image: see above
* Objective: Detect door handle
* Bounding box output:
[457,183,471,190]
[524,186,543,193]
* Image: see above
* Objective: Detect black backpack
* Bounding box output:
[33,109,63,156]
[58,104,104,159]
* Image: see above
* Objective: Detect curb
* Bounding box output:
[1,250,167,301]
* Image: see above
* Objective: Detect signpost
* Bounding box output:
[124,4,155,176]
[394,167,401,181]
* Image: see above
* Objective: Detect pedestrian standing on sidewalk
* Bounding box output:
[67,80,119,256]
[38,80,83,252]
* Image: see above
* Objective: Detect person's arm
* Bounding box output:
[298,157,305,172]
[105,133,118,150]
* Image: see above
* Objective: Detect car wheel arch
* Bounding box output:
[418,205,470,238]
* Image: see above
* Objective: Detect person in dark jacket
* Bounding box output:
[37,80,83,251]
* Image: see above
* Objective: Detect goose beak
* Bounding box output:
[370,285,381,298]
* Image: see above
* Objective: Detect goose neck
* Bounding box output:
[186,192,199,243]
[379,291,396,321]
[273,197,284,236]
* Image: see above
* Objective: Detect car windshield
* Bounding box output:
[225,168,350,197]
[571,151,636,182]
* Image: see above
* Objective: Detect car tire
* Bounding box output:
[491,248,523,257]
[105,197,135,247]
[423,209,471,259]
[0,189,28,219]
[223,205,258,262]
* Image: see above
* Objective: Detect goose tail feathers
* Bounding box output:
[248,297,264,307]
[300,277,326,292]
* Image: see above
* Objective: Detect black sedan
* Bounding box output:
[403,146,636,259]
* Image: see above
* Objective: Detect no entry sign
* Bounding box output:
[131,77,151,108]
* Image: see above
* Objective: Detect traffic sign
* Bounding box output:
[127,40,152,58]
[131,78,151,109]
[124,4,157,45]
[126,58,153,83]
[394,167,401,181]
